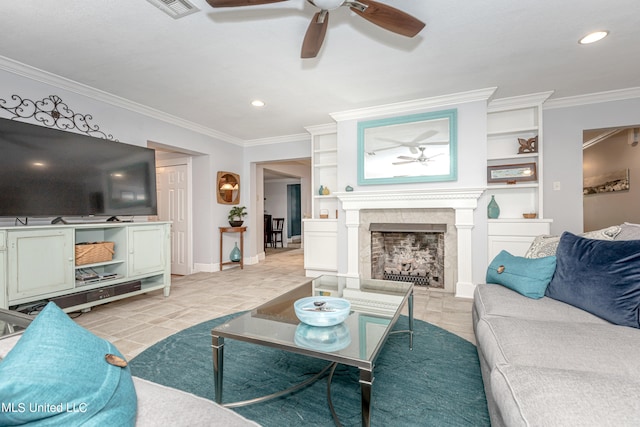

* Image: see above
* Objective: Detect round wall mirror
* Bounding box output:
[217,171,240,205]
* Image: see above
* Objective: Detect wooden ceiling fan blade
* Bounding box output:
[301,11,329,59]
[396,156,415,161]
[206,0,286,7]
[393,160,415,165]
[349,0,425,37]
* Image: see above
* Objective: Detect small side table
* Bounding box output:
[219,226,246,270]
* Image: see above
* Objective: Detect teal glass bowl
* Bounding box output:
[293,297,351,327]
[294,323,351,352]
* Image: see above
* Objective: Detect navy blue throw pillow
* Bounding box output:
[546,232,640,328]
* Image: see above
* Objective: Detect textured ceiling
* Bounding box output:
[1,0,639,142]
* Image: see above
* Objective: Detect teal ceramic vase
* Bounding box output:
[487,195,500,219]
[230,242,241,262]
[318,185,324,195]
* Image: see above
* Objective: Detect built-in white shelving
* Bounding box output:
[486,92,554,261]
[303,123,339,276]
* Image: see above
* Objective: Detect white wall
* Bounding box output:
[543,97,640,234]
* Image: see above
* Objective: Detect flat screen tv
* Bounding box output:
[0,117,157,219]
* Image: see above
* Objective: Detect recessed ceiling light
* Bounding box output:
[251,100,265,108]
[579,31,609,45]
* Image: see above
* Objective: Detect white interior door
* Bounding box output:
[156,164,190,275]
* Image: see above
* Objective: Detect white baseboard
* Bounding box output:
[455,281,476,299]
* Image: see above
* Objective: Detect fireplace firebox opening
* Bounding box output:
[370,223,446,288]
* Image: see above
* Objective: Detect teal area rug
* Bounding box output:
[130,314,489,426]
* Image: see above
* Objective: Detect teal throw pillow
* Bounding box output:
[486,250,557,299]
[546,232,640,328]
[0,302,137,426]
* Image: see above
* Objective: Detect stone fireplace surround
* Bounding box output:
[336,188,484,298]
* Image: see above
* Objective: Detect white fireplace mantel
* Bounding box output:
[335,188,485,298]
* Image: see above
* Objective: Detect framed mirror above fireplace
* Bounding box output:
[357,109,458,185]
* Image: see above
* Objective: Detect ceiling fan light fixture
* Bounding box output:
[579,30,609,45]
[307,0,345,11]
[146,0,200,19]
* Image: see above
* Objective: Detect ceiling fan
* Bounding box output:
[392,147,442,165]
[205,0,426,58]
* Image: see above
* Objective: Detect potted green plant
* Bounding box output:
[228,206,247,227]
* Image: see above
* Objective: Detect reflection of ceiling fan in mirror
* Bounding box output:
[369,130,448,155]
[205,0,426,58]
[393,147,442,165]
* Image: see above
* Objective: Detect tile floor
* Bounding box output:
[74,249,475,361]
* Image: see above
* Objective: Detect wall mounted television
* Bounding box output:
[0,117,157,220]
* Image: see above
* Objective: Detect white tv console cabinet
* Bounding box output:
[0,222,171,312]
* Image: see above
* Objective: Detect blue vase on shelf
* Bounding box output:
[318,185,324,196]
[487,195,500,219]
[230,242,241,262]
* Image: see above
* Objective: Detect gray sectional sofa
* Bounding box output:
[473,283,640,426]
[475,223,640,426]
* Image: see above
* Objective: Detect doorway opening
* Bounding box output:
[260,159,310,256]
[583,126,640,231]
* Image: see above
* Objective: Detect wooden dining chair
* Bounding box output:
[271,218,284,248]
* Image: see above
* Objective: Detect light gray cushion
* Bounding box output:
[473,283,608,324]
[134,377,260,427]
[476,316,640,376]
[523,234,561,259]
[582,225,622,240]
[615,222,640,240]
[524,225,622,258]
[491,364,640,427]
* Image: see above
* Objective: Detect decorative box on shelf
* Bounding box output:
[75,241,115,266]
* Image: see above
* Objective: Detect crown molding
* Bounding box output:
[0,55,245,146]
[329,87,497,122]
[544,87,640,110]
[488,91,554,112]
[243,132,310,147]
[304,123,337,135]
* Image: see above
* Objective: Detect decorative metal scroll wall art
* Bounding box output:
[0,94,118,140]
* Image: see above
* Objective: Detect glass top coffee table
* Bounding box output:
[211,275,413,427]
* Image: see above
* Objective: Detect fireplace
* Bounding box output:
[358,208,458,293]
[370,223,446,288]
[336,188,484,298]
